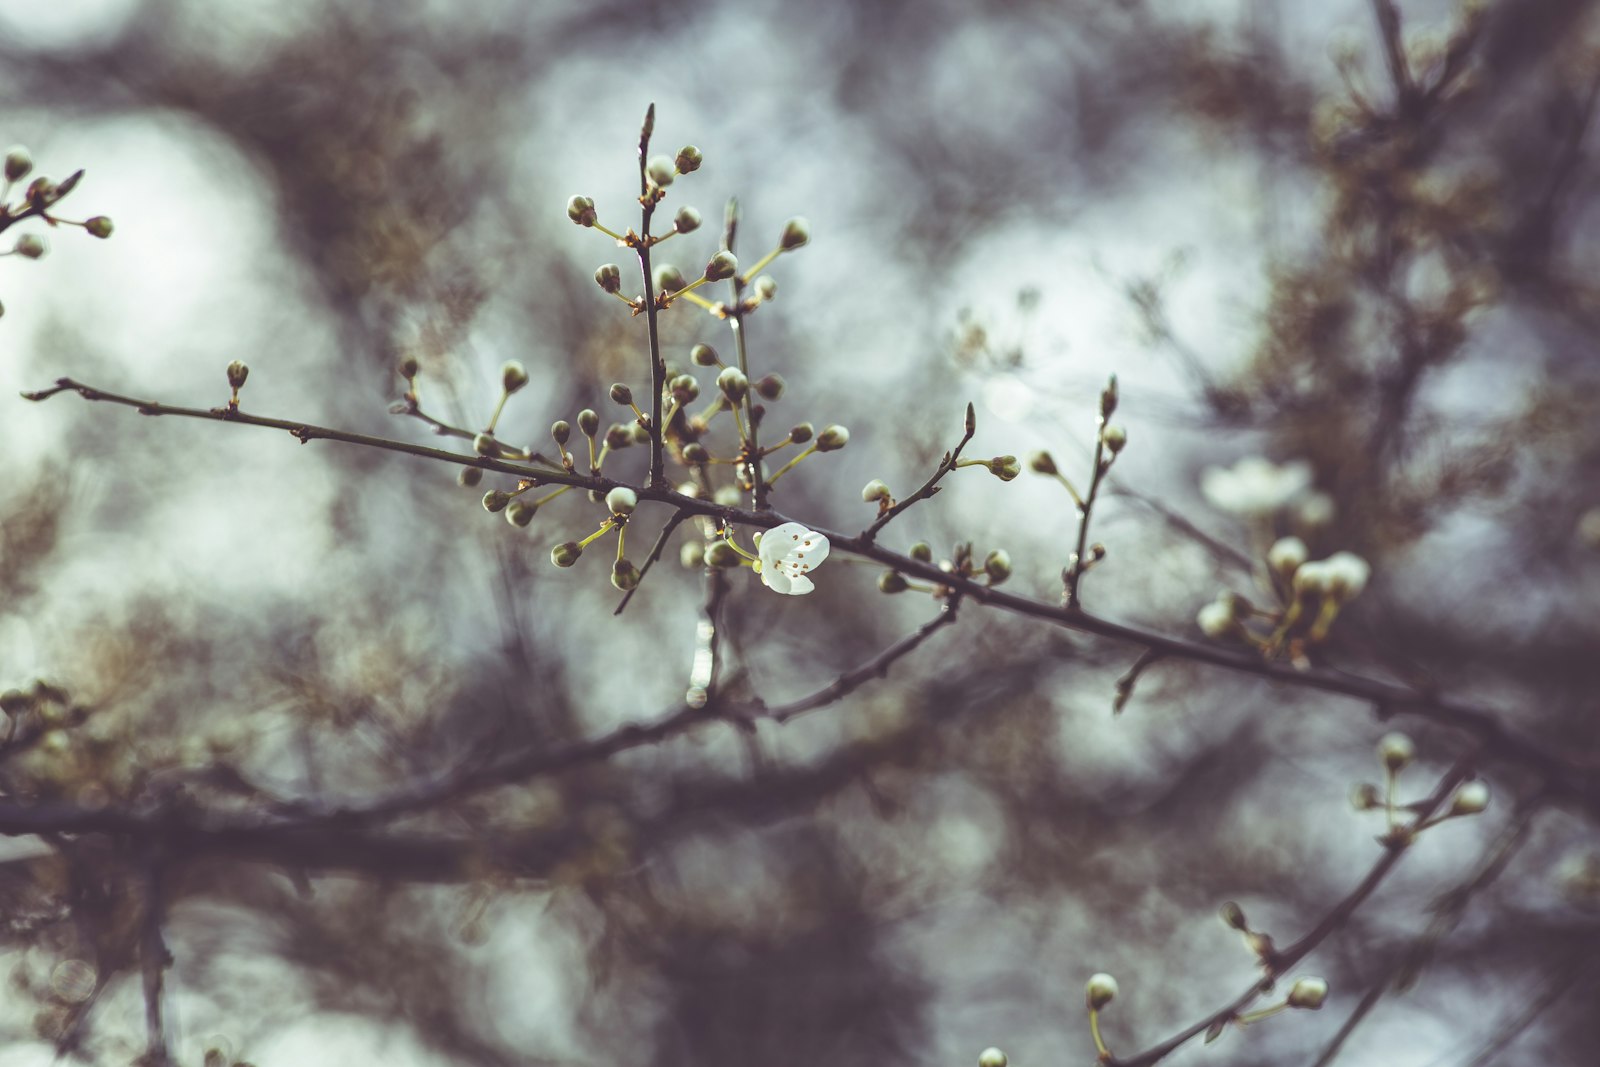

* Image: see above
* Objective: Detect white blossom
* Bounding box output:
[1200,456,1314,515]
[1267,536,1308,575]
[1197,598,1236,637]
[1323,551,1371,599]
[755,522,829,595]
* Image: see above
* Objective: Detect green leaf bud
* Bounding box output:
[1029,450,1058,475]
[567,195,597,227]
[984,549,1012,584]
[1100,375,1119,418]
[84,216,114,239]
[14,234,46,260]
[1220,901,1248,930]
[909,542,933,562]
[816,424,850,451]
[655,263,688,294]
[878,570,908,594]
[458,466,484,488]
[779,217,811,251]
[595,263,622,293]
[473,433,500,457]
[704,250,738,282]
[674,205,702,234]
[482,489,511,513]
[398,355,420,380]
[674,145,703,173]
[552,420,571,445]
[610,382,634,407]
[550,541,583,567]
[646,155,676,187]
[577,408,600,437]
[502,360,529,394]
[506,501,537,527]
[755,373,785,401]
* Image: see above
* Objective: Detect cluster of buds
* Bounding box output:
[1196,536,1372,660]
[877,540,1010,598]
[1,145,114,318]
[1351,732,1489,846]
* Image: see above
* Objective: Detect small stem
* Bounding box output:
[635,103,666,490]
[767,445,816,485]
[1090,1010,1110,1059]
[737,245,783,285]
[486,390,509,434]
[578,520,616,550]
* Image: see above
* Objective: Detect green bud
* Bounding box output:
[567,195,597,227]
[690,343,720,366]
[1029,450,1058,475]
[655,263,688,294]
[753,275,777,302]
[789,422,814,444]
[989,455,1021,481]
[610,383,634,407]
[1378,732,1415,772]
[1100,375,1119,418]
[605,486,638,515]
[611,558,641,590]
[878,570,908,594]
[1101,425,1127,454]
[1220,901,1248,930]
[816,425,850,451]
[594,263,622,293]
[1085,973,1119,1011]
[398,355,420,380]
[977,1049,1008,1067]
[861,479,891,503]
[909,542,933,562]
[682,442,710,464]
[552,420,571,445]
[984,549,1012,583]
[550,541,583,567]
[630,422,650,444]
[506,501,537,527]
[1287,977,1328,1011]
[80,216,114,239]
[25,177,55,208]
[577,408,600,437]
[755,373,785,401]
[1350,782,1383,811]
[680,541,705,568]
[604,425,633,450]
[502,360,529,394]
[482,489,511,513]
[226,361,249,391]
[4,146,32,182]
[674,205,702,234]
[705,540,742,568]
[704,250,738,282]
[458,466,484,488]
[717,366,749,403]
[646,155,676,187]
[13,234,46,260]
[674,145,703,174]
[670,374,700,402]
[779,217,811,251]
[473,433,500,457]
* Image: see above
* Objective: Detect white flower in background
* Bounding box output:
[1267,536,1308,576]
[1200,456,1314,515]
[1322,551,1370,599]
[755,522,829,595]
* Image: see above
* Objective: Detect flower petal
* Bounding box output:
[761,566,792,594]
[784,574,815,595]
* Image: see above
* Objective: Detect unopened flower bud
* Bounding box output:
[4,146,31,182]
[1350,782,1383,811]
[25,177,55,207]
[779,217,810,251]
[1378,732,1415,772]
[609,383,634,407]
[226,361,249,391]
[1220,901,1248,930]
[1449,780,1489,816]
[1323,551,1371,600]
[1196,598,1236,637]
[630,422,650,444]
[84,216,114,239]
[862,479,891,503]
[680,541,705,568]
[712,485,741,507]
[717,366,749,403]
[789,423,814,445]
[691,343,719,366]
[909,542,933,562]
[595,263,622,293]
[506,501,537,527]
[501,360,529,394]
[473,433,500,457]
[482,489,511,513]
[398,355,420,380]
[674,145,703,174]
[605,425,633,450]
[1268,536,1308,576]
[704,250,738,282]
[755,373,785,401]
[458,466,484,488]
[14,234,46,259]
[567,195,597,227]
[655,264,688,294]
[606,487,638,516]
[1100,375,1119,418]
[878,570,909,594]
[816,425,850,451]
[1085,973,1119,1011]
[670,206,703,237]
[611,558,641,591]
[989,455,1021,481]
[578,408,600,437]
[550,541,583,567]
[682,442,710,464]
[706,540,742,568]
[646,155,676,187]
[670,374,700,402]
[1101,425,1127,454]
[551,420,571,446]
[754,275,778,301]
[977,1049,1007,1067]
[1287,977,1328,1010]
[1029,450,1058,475]
[984,549,1013,583]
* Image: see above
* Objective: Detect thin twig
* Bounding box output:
[635,103,667,489]
[860,402,977,542]
[722,199,767,511]
[613,508,690,615]
[1065,405,1111,609]
[1112,648,1164,715]
[139,854,173,1067]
